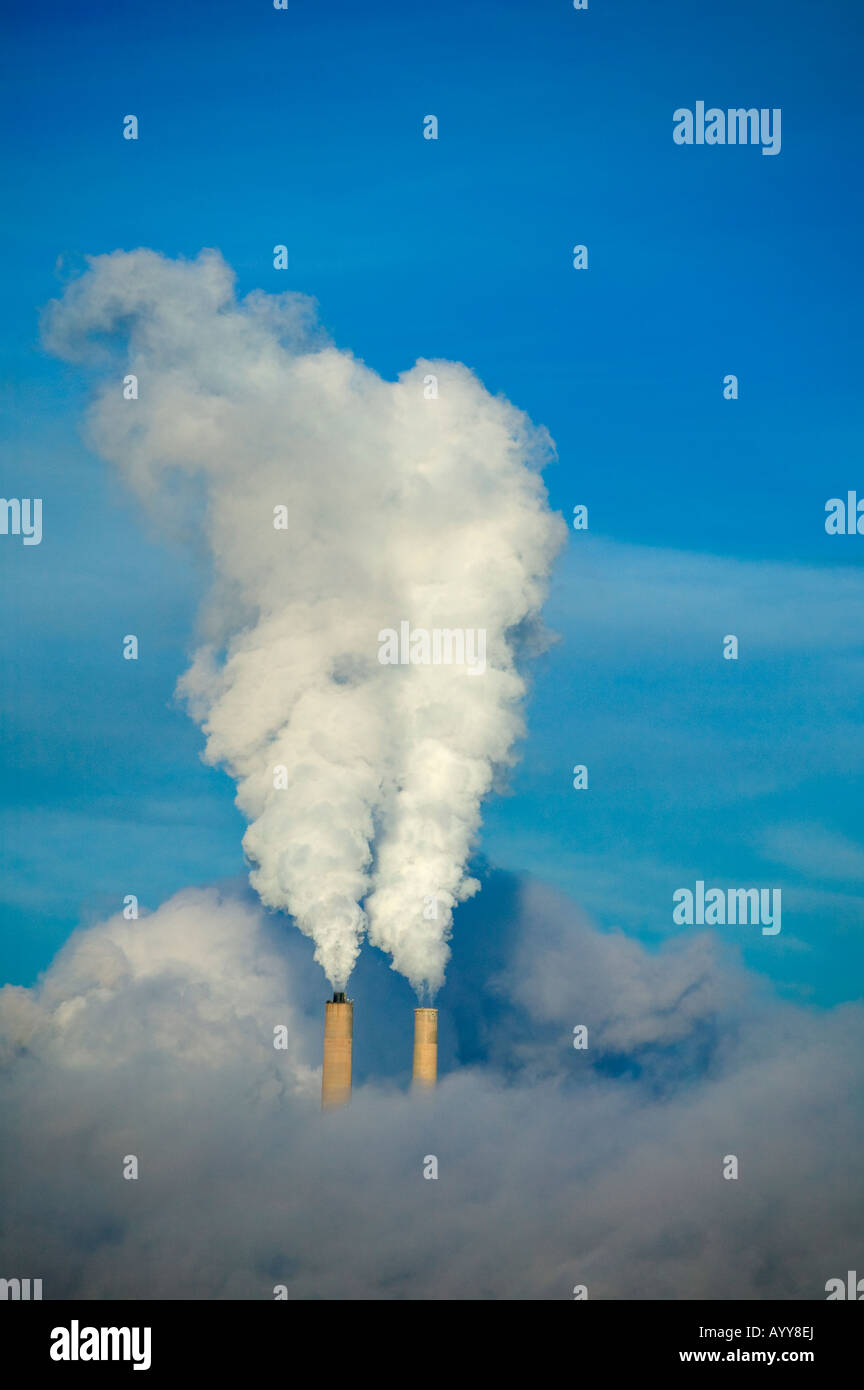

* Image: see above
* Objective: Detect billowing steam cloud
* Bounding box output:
[2,880,862,1299]
[43,250,565,994]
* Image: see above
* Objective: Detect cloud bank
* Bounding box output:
[1,882,861,1299]
[42,249,566,996]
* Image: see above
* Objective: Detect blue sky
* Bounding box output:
[1,0,862,1005]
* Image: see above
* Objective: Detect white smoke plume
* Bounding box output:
[42,249,566,994]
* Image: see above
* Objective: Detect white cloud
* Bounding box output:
[42,248,566,995]
[1,882,861,1299]
[761,823,864,883]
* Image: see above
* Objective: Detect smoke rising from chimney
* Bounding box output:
[42,248,566,994]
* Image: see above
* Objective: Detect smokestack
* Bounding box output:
[321,992,353,1109]
[412,1007,438,1090]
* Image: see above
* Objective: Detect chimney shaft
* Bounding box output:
[412,1007,438,1090]
[321,995,353,1109]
